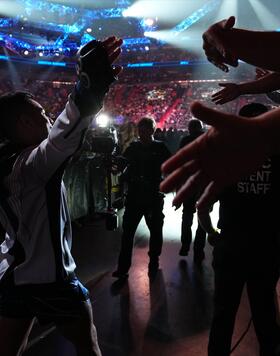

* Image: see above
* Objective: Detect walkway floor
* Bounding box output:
[23,194,279,356]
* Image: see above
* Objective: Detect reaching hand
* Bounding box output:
[212,82,240,104]
[160,102,268,210]
[202,16,238,72]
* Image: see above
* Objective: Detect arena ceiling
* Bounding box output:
[0,0,279,59]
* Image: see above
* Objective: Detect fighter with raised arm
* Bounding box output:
[0,37,122,356]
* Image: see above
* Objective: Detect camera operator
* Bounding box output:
[112,117,171,279]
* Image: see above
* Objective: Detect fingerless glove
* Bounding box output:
[71,40,117,118]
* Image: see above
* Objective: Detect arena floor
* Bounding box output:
[23,194,279,356]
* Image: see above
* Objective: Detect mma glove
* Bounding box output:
[71,40,117,118]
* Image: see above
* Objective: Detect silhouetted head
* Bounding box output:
[188,119,203,135]
[238,102,268,118]
[137,117,156,144]
[0,91,52,147]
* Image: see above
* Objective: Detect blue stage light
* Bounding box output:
[0,54,211,68]
[81,33,95,46]
[1,0,226,56]
[37,60,66,67]
[127,62,154,67]
[20,0,77,17]
[18,0,127,20]
[1,1,156,55]
[0,33,34,51]
[0,18,13,28]
[123,38,151,46]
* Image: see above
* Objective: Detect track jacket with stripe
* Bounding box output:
[0,98,90,286]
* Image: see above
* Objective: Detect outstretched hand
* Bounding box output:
[160,102,268,209]
[202,16,238,72]
[212,82,240,104]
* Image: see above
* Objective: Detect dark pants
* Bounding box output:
[208,231,280,356]
[116,195,164,273]
[181,200,206,254]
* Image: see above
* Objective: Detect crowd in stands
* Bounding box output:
[0,63,275,133]
[105,80,274,130]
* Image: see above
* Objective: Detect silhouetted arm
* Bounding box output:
[212,72,280,104]
[161,102,280,209]
[203,16,280,72]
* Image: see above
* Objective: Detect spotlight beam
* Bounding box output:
[144,0,223,50]
[172,0,222,36]
[214,0,238,22]
[0,1,24,17]
[248,0,279,30]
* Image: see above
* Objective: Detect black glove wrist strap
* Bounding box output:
[77,40,116,91]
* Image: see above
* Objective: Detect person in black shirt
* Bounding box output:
[198,103,280,356]
[112,117,171,279]
[178,119,206,263]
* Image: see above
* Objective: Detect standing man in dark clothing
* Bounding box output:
[179,119,206,263]
[198,103,280,356]
[112,117,171,279]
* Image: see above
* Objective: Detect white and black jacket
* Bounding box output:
[0,98,91,286]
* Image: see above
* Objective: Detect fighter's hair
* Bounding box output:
[0,91,34,141]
